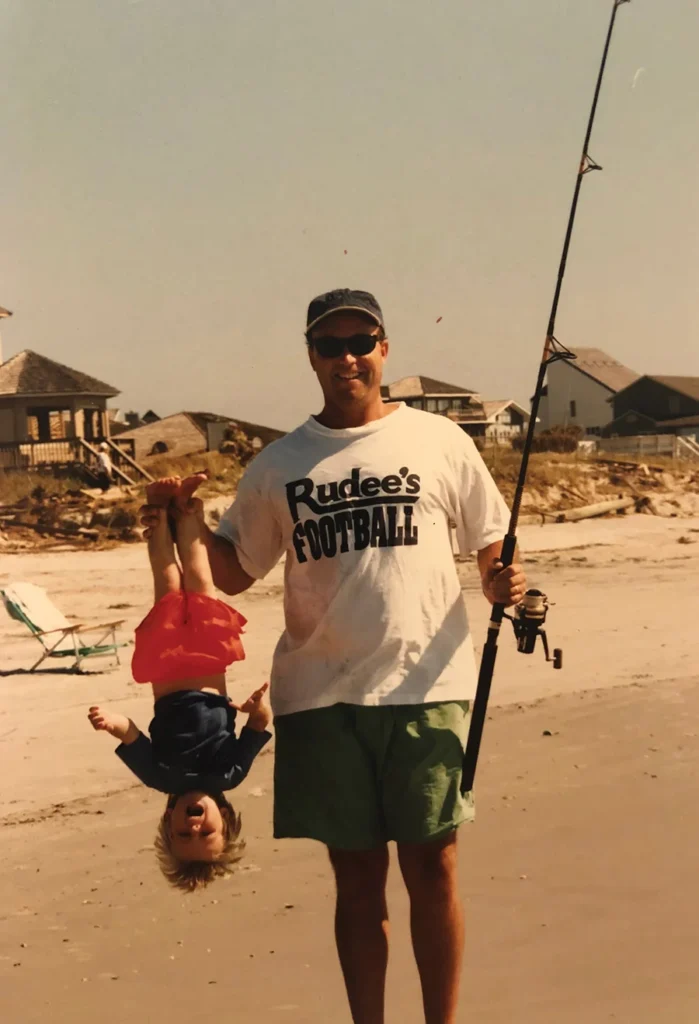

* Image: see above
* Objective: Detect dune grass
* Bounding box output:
[0,470,84,506]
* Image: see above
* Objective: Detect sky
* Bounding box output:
[1,0,697,431]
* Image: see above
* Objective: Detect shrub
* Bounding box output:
[511,425,582,454]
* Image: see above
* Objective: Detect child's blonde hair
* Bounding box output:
[155,795,245,892]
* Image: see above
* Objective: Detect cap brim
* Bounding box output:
[306,306,383,334]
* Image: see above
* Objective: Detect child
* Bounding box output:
[88,475,271,892]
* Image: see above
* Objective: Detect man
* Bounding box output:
[96,441,113,492]
[142,288,526,1024]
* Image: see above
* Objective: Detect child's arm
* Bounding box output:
[222,683,272,788]
[88,705,171,793]
[234,683,272,733]
[88,706,140,745]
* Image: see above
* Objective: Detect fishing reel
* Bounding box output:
[504,589,562,669]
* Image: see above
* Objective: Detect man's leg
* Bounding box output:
[273,705,388,1022]
[328,845,390,1024]
[397,832,463,1024]
[383,702,474,1024]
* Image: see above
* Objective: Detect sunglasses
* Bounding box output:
[309,334,380,359]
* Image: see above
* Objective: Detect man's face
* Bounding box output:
[167,792,226,863]
[307,313,388,407]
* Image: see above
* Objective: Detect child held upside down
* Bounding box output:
[88,475,271,893]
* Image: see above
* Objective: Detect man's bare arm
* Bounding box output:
[202,527,256,596]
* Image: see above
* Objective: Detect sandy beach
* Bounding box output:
[2,513,699,1022]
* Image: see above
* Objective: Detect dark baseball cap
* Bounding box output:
[305,288,385,335]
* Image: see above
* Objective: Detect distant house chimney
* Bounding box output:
[0,306,12,365]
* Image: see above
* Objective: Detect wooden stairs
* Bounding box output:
[79,439,153,487]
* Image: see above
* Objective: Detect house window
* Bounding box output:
[426,399,438,413]
[27,406,71,442]
[437,399,450,412]
[569,400,577,418]
[83,409,102,441]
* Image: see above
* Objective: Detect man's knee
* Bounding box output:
[397,831,459,896]
[328,845,389,902]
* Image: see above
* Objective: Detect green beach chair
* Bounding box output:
[1,581,129,673]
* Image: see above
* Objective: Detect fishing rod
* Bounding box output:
[461,0,631,794]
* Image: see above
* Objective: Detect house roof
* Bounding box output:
[185,411,286,443]
[383,375,476,399]
[647,376,699,403]
[566,347,640,393]
[605,409,658,426]
[482,399,531,421]
[117,410,285,445]
[0,349,120,398]
[657,414,699,428]
[0,306,12,318]
[185,411,232,432]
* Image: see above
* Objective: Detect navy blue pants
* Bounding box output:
[149,690,237,775]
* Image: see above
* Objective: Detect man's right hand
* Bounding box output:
[140,475,255,596]
[139,473,209,538]
[139,503,161,539]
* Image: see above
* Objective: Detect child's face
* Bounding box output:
[167,792,227,862]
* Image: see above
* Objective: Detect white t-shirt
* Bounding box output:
[97,452,112,474]
[216,404,510,717]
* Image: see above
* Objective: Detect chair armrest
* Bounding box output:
[78,620,126,631]
[35,625,84,636]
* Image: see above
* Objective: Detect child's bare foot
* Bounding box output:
[175,472,209,512]
[141,477,182,541]
[140,475,205,536]
[146,476,182,508]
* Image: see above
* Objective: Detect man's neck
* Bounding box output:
[314,399,400,430]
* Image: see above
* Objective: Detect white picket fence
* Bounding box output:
[598,434,699,461]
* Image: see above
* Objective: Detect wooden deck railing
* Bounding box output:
[0,439,84,470]
[0,438,151,481]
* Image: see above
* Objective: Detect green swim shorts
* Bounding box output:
[273,700,475,850]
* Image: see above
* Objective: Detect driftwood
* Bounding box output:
[518,511,559,526]
[555,496,644,523]
[595,456,666,473]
